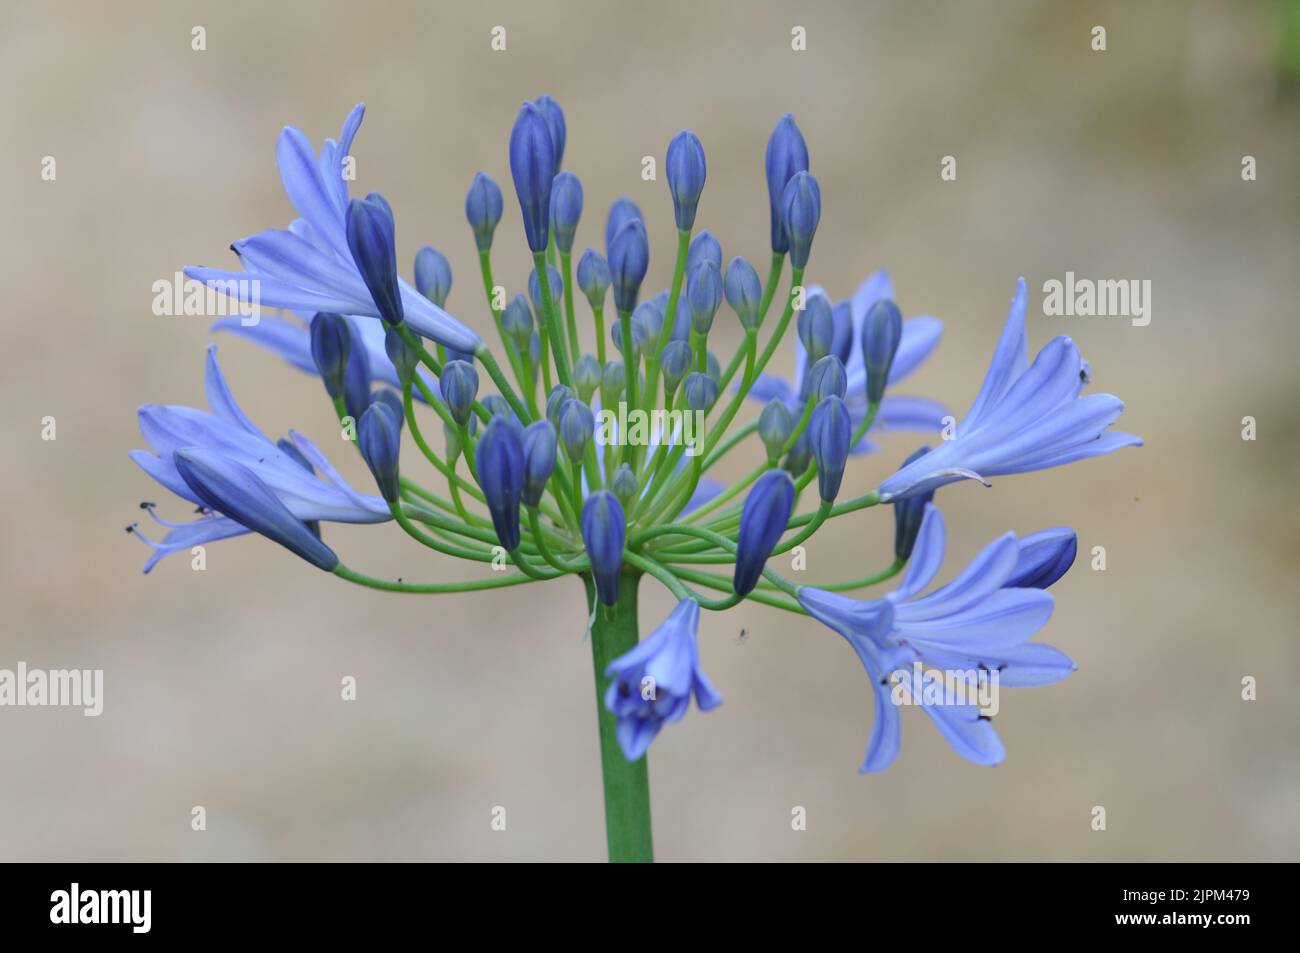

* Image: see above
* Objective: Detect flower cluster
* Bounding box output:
[131,96,1139,777]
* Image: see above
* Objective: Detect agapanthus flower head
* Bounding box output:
[687,260,723,335]
[765,113,810,254]
[346,194,405,326]
[477,415,525,551]
[508,101,557,253]
[520,419,558,507]
[733,469,795,596]
[413,245,452,308]
[724,255,763,329]
[465,170,504,252]
[357,401,402,503]
[310,312,351,399]
[549,170,583,254]
[809,395,852,502]
[501,292,534,347]
[604,599,723,760]
[797,505,1077,772]
[877,278,1141,501]
[608,217,650,313]
[440,360,478,426]
[582,491,626,606]
[686,230,722,273]
[780,171,821,270]
[758,399,794,461]
[576,248,611,311]
[666,129,707,231]
[861,297,903,405]
[807,354,847,402]
[174,449,339,571]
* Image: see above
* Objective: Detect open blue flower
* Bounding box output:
[797,505,1077,772]
[878,278,1141,501]
[184,104,481,354]
[604,599,723,760]
[747,269,946,453]
[128,346,388,571]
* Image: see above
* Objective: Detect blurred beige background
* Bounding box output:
[1,0,1298,861]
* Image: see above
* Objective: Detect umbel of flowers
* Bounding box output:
[129,97,1140,862]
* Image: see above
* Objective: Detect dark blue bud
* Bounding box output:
[807,354,848,402]
[558,398,595,463]
[440,360,479,426]
[549,171,583,254]
[369,389,405,428]
[346,194,404,325]
[174,448,338,571]
[310,313,350,399]
[765,113,810,254]
[357,401,402,502]
[528,263,563,315]
[861,298,903,406]
[605,196,643,255]
[341,319,372,423]
[666,129,707,230]
[687,260,723,335]
[724,256,763,329]
[601,361,626,410]
[521,419,558,507]
[383,325,419,382]
[660,340,693,395]
[890,447,935,561]
[797,293,835,364]
[477,416,525,551]
[733,469,795,596]
[546,384,576,429]
[508,102,557,253]
[683,372,719,413]
[576,248,611,311]
[465,171,505,252]
[502,293,534,347]
[608,217,649,313]
[610,464,639,509]
[686,230,723,274]
[581,491,626,606]
[784,430,812,477]
[758,399,794,461]
[809,395,851,502]
[831,301,854,366]
[779,171,821,270]
[1006,526,1078,589]
[535,94,567,168]
[572,353,603,402]
[414,245,452,307]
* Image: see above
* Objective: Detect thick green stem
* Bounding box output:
[584,571,654,863]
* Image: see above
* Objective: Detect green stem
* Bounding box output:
[584,571,654,863]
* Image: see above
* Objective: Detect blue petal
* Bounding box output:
[962,277,1028,431]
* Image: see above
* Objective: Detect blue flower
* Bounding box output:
[747,269,947,453]
[733,469,795,596]
[477,416,525,551]
[549,170,583,254]
[666,130,707,231]
[809,395,851,502]
[465,171,505,252]
[185,104,480,354]
[413,245,452,308]
[582,491,626,606]
[128,346,388,572]
[509,101,557,253]
[608,217,650,313]
[576,248,611,311]
[877,278,1142,501]
[779,171,820,269]
[764,113,810,254]
[357,401,402,502]
[604,599,723,760]
[797,505,1077,771]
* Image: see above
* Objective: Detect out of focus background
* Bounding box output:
[1,0,1297,861]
